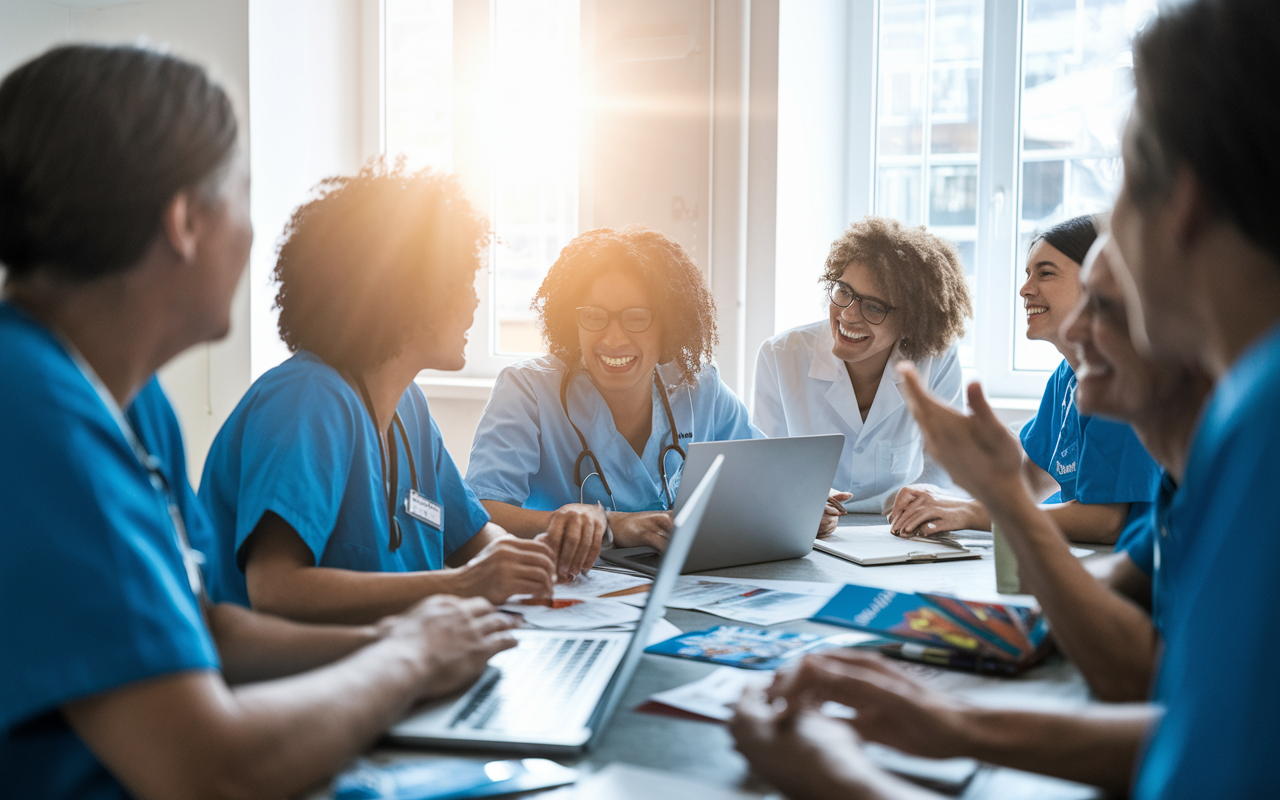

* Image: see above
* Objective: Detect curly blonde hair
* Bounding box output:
[821,216,972,360]
[532,225,718,385]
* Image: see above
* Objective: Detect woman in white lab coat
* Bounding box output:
[753,217,973,531]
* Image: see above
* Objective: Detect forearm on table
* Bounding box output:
[480,500,551,538]
[246,565,465,626]
[207,602,381,684]
[992,495,1157,701]
[959,704,1154,794]
[1043,500,1129,544]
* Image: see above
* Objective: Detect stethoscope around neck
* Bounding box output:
[560,366,687,509]
[353,373,417,552]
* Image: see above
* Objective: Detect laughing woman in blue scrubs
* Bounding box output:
[467,226,760,578]
[889,215,1162,545]
[200,163,556,624]
[0,45,514,799]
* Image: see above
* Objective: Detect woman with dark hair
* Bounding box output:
[466,225,760,578]
[0,45,514,798]
[752,217,972,534]
[199,160,557,624]
[888,214,1162,547]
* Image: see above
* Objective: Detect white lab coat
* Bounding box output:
[752,320,964,513]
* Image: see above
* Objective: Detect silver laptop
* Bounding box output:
[388,455,725,756]
[602,434,843,575]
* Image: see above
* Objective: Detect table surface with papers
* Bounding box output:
[304,515,1113,800]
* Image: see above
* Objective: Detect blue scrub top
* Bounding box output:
[0,303,219,800]
[467,357,761,512]
[200,351,489,607]
[1020,359,1162,551]
[1134,322,1280,798]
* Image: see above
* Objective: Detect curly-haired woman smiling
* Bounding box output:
[199,160,557,624]
[466,225,761,579]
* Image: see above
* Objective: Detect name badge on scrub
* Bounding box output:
[405,490,443,529]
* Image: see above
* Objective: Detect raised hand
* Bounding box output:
[897,363,1025,509]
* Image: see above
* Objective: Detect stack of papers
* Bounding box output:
[645,625,874,670]
[499,569,653,631]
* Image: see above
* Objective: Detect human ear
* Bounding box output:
[159,192,200,266]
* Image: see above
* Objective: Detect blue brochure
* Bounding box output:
[645,625,834,670]
[333,757,577,800]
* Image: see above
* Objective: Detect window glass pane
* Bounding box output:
[875,0,983,368]
[384,0,453,171]
[491,0,579,355]
[1014,0,1157,371]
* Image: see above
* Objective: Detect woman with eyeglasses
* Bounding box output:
[753,217,973,535]
[886,215,1162,547]
[198,160,557,624]
[466,225,761,580]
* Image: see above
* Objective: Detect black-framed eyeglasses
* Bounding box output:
[827,281,894,325]
[576,306,653,333]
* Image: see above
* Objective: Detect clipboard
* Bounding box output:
[813,524,980,566]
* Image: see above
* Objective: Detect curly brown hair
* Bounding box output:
[820,216,973,361]
[272,158,490,372]
[532,225,717,384]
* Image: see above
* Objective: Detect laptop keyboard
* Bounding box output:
[450,636,612,732]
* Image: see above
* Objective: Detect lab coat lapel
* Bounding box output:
[861,346,908,435]
[811,323,865,437]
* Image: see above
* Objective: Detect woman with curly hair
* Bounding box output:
[466,225,760,578]
[887,214,1161,546]
[753,217,972,533]
[199,160,557,624]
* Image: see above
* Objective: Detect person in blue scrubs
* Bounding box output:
[0,45,515,799]
[467,225,760,577]
[889,215,1163,546]
[200,163,556,624]
[728,1,1280,796]
[752,217,973,532]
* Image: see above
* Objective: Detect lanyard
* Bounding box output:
[352,375,418,551]
[58,337,208,604]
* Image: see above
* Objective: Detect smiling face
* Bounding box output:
[578,270,663,400]
[828,260,901,368]
[1019,240,1084,350]
[1061,237,1176,422]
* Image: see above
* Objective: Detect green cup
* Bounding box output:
[993,521,1020,594]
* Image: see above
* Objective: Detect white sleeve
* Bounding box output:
[465,368,543,505]
[751,342,789,438]
[918,347,966,492]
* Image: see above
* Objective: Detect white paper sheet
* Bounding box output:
[500,598,642,630]
[554,570,652,600]
[648,666,774,721]
[663,580,833,626]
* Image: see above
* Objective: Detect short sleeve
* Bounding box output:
[1073,416,1163,506]
[0,372,217,732]
[231,378,360,566]
[751,343,789,438]
[466,366,546,505]
[1019,360,1066,472]
[708,363,765,441]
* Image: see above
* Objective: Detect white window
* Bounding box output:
[384,0,581,378]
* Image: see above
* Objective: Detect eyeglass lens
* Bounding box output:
[576,306,653,333]
[828,284,889,324]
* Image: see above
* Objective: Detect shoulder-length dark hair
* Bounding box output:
[532,225,717,384]
[272,159,490,372]
[820,216,973,361]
